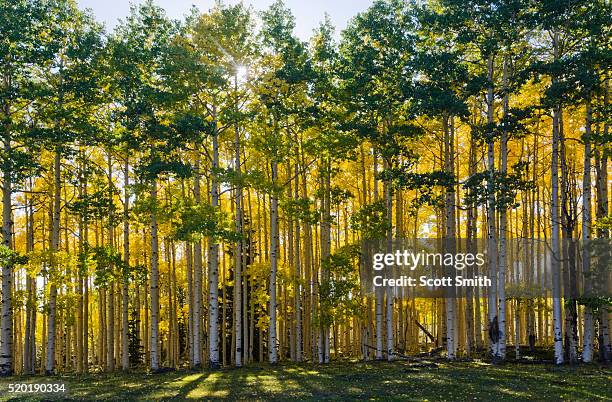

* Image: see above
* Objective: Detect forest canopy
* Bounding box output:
[0,0,610,377]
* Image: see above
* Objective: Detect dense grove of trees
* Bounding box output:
[0,0,610,375]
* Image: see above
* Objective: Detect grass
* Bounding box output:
[0,360,610,401]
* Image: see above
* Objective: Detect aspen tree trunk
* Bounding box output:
[316,220,323,364]
[24,188,35,374]
[46,149,61,374]
[294,143,303,362]
[42,283,46,373]
[537,174,546,346]
[322,157,331,363]
[299,153,314,361]
[514,300,520,359]
[485,55,499,361]
[98,286,105,368]
[465,132,477,354]
[559,110,579,364]
[242,163,249,364]
[150,178,160,371]
[359,144,370,360]
[498,57,509,360]
[122,157,129,370]
[474,167,484,350]
[551,33,564,365]
[269,156,279,364]
[373,149,383,360]
[83,197,89,372]
[523,187,535,352]
[443,115,456,360]
[143,238,150,366]
[595,79,610,362]
[383,158,394,361]
[396,190,404,353]
[221,250,227,367]
[582,94,594,363]
[182,179,194,366]
[193,152,203,368]
[76,160,84,374]
[134,280,141,363]
[209,117,220,369]
[234,88,243,367]
[528,131,538,351]
[106,153,115,372]
[295,139,316,361]
[114,284,120,368]
[0,134,13,376]
[171,241,178,367]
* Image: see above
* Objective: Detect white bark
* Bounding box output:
[46,150,61,374]
[76,163,84,374]
[0,134,13,376]
[466,133,477,354]
[106,154,115,372]
[185,241,194,365]
[551,32,564,365]
[294,148,302,362]
[322,159,332,363]
[122,157,130,370]
[486,55,500,361]
[384,159,394,361]
[208,126,220,368]
[373,150,383,360]
[582,95,594,363]
[234,91,243,367]
[150,178,160,371]
[514,301,520,359]
[498,57,509,360]
[269,159,279,364]
[444,115,456,360]
[25,194,35,374]
[193,154,202,368]
[295,214,303,362]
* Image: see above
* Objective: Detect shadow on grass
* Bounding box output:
[0,361,610,401]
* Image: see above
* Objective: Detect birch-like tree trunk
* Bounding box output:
[0,133,13,376]
[122,157,130,370]
[595,80,610,362]
[193,152,203,368]
[551,32,564,365]
[559,110,579,364]
[497,57,509,360]
[106,153,115,372]
[234,86,243,367]
[383,158,394,362]
[443,115,456,360]
[485,55,500,361]
[76,159,84,374]
[208,121,220,369]
[465,131,477,354]
[24,188,36,374]
[46,149,61,374]
[150,177,160,371]
[294,144,302,362]
[373,149,383,360]
[322,157,331,363]
[581,94,593,363]
[269,157,279,364]
[183,178,194,366]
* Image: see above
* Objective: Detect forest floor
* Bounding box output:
[0,360,610,401]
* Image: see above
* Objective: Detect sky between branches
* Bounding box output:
[78,0,373,40]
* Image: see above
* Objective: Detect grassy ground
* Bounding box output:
[0,360,610,401]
